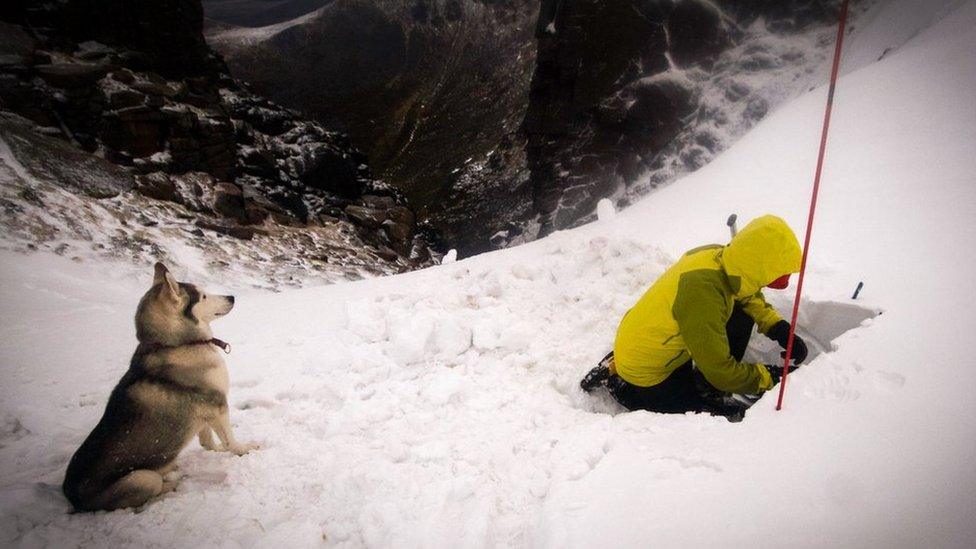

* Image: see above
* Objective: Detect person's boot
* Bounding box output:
[730,393,761,407]
[581,352,614,392]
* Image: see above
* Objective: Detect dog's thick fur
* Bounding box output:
[62,262,254,511]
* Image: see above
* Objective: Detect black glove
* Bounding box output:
[766,320,808,365]
[763,363,799,385]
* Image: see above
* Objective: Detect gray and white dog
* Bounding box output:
[63,262,255,511]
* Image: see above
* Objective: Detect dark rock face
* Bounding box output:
[1,0,434,266]
[208,0,845,256]
[134,171,178,201]
[724,0,838,31]
[294,145,362,199]
[61,0,220,79]
[668,1,731,67]
[522,0,842,237]
[427,133,533,255]
[208,0,538,253]
[522,0,721,234]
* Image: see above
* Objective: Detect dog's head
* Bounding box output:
[135,262,235,345]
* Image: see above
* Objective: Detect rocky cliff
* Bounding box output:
[523,0,844,237]
[0,0,436,287]
[210,0,861,256]
[207,0,538,254]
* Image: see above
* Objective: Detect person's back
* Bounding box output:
[614,244,727,387]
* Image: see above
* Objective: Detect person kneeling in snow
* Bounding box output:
[581,215,809,419]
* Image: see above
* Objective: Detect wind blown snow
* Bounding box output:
[2,0,976,547]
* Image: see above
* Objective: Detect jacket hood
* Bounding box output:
[722,215,802,298]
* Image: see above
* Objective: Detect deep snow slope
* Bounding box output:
[1,0,975,547]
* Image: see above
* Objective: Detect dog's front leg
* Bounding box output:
[198,426,219,451]
[212,409,256,456]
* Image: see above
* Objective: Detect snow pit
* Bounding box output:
[743,299,880,367]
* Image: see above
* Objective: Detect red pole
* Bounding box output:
[776,0,851,411]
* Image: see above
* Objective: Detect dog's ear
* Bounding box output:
[153,262,169,285]
[153,262,179,300]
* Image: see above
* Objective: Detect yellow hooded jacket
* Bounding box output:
[613,215,802,393]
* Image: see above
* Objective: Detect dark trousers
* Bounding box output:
[608,304,754,417]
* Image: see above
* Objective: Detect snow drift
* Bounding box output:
[1,0,975,546]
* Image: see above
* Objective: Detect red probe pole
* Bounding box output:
[776,0,851,411]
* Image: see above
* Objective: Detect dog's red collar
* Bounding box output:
[137,338,231,355]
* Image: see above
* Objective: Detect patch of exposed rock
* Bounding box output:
[207,0,866,256]
[0,1,436,284]
[207,0,538,255]
[521,0,854,238]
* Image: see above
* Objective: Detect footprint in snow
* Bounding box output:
[803,373,861,403]
[0,414,31,443]
[872,370,906,393]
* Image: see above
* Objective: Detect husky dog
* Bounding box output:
[63,262,255,511]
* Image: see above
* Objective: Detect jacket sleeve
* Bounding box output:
[672,271,772,393]
[738,290,784,334]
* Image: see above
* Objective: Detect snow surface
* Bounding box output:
[596,199,615,222]
[2,0,976,546]
[207,6,327,46]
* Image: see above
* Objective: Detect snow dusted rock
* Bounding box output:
[205,0,862,256]
[382,219,414,257]
[344,205,386,229]
[207,0,539,255]
[134,171,178,201]
[523,0,851,237]
[0,0,436,283]
[621,75,698,152]
[295,145,362,198]
[194,218,257,240]
[355,195,390,213]
[211,181,247,222]
[169,171,217,213]
[0,114,133,198]
[0,117,424,286]
[667,0,732,68]
[35,62,110,89]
